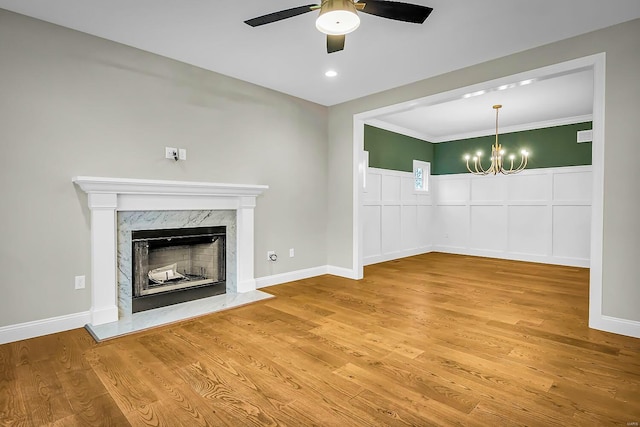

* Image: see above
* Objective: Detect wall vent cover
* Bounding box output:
[577,129,593,143]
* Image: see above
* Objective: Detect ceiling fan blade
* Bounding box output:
[359,0,433,24]
[327,35,345,53]
[244,4,318,27]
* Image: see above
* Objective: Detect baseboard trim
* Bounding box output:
[364,246,433,266]
[590,315,640,339]
[256,266,329,289]
[1,265,359,344]
[0,311,91,345]
[255,264,361,288]
[327,265,359,280]
[432,246,590,268]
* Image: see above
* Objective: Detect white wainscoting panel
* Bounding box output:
[437,177,469,204]
[364,168,433,265]
[401,205,419,250]
[508,205,549,256]
[470,205,507,252]
[472,177,505,202]
[363,205,382,258]
[381,175,401,201]
[552,205,592,260]
[363,173,381,202]
[401,176,417,202]
[508,172,550,202]
[364,166,591,267]
[437,205,469,249]
[433,166,592,267]
[553,171,592,201]
[417,205,432,247]
[381,205,402,254]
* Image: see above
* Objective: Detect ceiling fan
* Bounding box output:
[244,0,433,53]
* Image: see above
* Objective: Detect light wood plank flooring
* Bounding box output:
[1,253,639,426]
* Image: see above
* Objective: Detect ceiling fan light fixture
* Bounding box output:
[316,0,360,35]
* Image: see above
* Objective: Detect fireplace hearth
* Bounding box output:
[73,176,268,327]
[131,226,226,312]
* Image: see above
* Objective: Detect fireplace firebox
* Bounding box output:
[131,226,226,313]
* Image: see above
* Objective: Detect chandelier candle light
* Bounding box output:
[464,105,529,175]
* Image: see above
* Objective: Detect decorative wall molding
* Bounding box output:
[0,311,91,345]
[73,176,268,326]
[73,176,268,198]
[430,114,593,143]
[366,115,593,144]
[432,166,592,267]
[363,165,592,268]
[363,167,433,266]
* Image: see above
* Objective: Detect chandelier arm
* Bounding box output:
[476,157,487,174]
[468,158,489,175]
[502,154,528,175]
[465,159,475,174]
[505,156,516,173]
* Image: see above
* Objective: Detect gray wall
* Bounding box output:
[2,8,639,329]
[327,18,640,322]
[0,10,328,327]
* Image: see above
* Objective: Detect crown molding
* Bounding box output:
[367,114,593,144]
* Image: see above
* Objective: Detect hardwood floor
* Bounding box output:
[1,253,639,426]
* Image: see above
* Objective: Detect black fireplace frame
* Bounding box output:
[131,225,226,313]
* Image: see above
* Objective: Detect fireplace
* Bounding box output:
[72,176,268,326]
[131,226,227,313]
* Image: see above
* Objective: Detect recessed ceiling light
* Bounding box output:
[325,70,338,78]
[463,90,485,98]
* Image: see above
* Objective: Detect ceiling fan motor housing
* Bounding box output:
[316,0,361,35]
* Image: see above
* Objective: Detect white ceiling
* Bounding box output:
[371,68,595,142]
[0,1,637,139]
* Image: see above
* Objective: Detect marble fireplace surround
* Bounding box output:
[73,176,268,327]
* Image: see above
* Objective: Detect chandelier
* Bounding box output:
[464,105,529,175]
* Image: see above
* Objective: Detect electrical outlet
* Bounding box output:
[289,248,295,257]
[74,275,85,290]
[165,147,177,160]
[267,251,277,261]
[178,148,187,160]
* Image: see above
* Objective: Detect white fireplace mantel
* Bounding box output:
[73,176,268,326]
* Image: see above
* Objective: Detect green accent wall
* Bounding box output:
[364,122,592,175]
[433,122,593,175]
[364,125,434,172]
